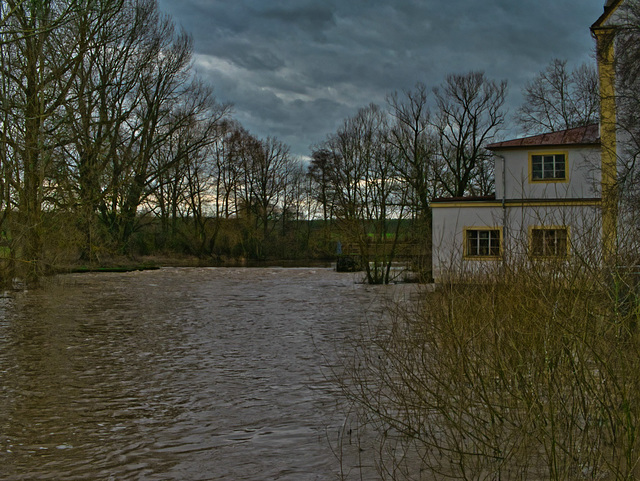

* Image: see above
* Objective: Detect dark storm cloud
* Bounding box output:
[259,3,336,37]
[158,0,607,158]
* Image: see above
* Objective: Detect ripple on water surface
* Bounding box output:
[0,267,413,480]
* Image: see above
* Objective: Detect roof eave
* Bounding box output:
[487,141,601,151]
[485,124,601,150]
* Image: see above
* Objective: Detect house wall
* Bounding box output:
[432,202,602,281]
[503,203,602,259]
[494,146,601,201]
[432,203,503,280]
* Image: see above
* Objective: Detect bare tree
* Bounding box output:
[387,83,437,277]
[308,147,336,252]
[324,104,410,284]
[112,14,196,247]
[232,131,298,258]
[0,0,92,282]
[387,83,436,217]
[208,121,240,220]
[253,137,294,241]
[148,83,227,255]
[517,58,600,134]
[59,0,149,260]
[431,72,507,198]
[278,161,311,257]
[51,0,229,259]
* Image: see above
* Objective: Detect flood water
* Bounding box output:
[0,267,410,480]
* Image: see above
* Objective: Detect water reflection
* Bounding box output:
[0,267,410,480]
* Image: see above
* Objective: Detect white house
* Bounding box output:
[431,126,602,280]
[431,0,628,281]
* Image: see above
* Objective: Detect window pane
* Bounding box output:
[556,230,567,255]
[532,155,542,180]
[478,231,488,255]
[489,230,500,256]
[532,230,544,256]
[555,154,565,179]
[543,156,555,179]
[468,231,478,255]
[544,230,556,255]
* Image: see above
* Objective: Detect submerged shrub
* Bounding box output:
[339,260,640,480]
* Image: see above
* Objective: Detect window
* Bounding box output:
[531,153,566,181]
[530,227,569,257]
[465,228,501,258]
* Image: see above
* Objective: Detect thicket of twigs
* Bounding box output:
[337,256,640,480]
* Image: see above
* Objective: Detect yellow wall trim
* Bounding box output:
[594,27,618,260]
[432,199,601,208]
[432,202,502,208]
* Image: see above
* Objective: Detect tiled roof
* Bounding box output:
[486,124,600,150]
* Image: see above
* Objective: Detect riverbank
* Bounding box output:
[63,254,336,274]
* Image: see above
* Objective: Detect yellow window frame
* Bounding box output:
[529,151,569,184]
[463,226,503,260]
[528,225,571,258]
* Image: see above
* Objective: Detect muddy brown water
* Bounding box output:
[0,267,412,480]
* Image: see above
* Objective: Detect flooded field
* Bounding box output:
[0,267,412,480]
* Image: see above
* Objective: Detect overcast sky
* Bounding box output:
[156,0,608,159]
